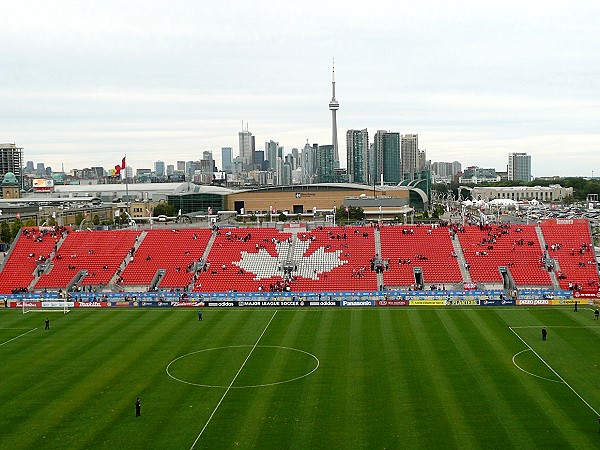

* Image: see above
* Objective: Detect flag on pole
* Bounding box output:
[115,156,126,175]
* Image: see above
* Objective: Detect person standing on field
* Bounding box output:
[595,309,599,320]
[45,318,50,330]
[541,327,547,341]
[136,398,141,417]
[198,310,203,321]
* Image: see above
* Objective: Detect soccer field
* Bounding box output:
[1,307,600,449]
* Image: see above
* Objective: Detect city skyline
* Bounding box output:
[2,1,599,177]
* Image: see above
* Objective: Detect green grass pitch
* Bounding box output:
[1,307,600,449]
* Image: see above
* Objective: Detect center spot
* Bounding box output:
[166,345,319,388]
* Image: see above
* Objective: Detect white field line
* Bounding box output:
[509,326,599,416]
[189,310,278,450]
[0,328,38,347]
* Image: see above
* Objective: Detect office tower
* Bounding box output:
[301,141,317,184]
[290,148,299,170]
[254,150,265,168]
[265,140,279,170]
[177,160,186,172]
[508,152,532,182]
[346,129,369,184]
[282,162,292,186]
[36,162,45,177]
[25,160,34,174]
[221,147,232,173]
[401,134,419,178]
[317,145,335,183]
[239,123,254,170]
[329,62,340,169]
[154,160,165,177]
[203,151,216,172]
[373,131,401,184]
[166,164,174,176]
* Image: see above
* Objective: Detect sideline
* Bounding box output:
[189,310,278,450]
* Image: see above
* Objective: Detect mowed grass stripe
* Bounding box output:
[407,310,479,449]
[382,308,431,447]
[281,309,343,449]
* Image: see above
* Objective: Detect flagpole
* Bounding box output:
[124,154,129,218]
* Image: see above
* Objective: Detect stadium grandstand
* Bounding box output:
[0,220,598,295]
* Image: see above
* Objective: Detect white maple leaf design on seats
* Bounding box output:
[233,239,347,280]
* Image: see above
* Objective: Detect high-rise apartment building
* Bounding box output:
[317,145,335,183]
[373,131,401,184]
[401,134,419,179]
[346,129,369,184]
[508,152,532,182]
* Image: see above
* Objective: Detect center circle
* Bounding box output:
[166,345,319,388]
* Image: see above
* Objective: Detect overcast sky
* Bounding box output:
[2,0,599,177]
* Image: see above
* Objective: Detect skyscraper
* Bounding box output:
[346,129,369,184]
[221,147,232,173]
[265,140,279,170]
[373,131,401,184]
[154,160,165,177]
[508,152,532,182]
[301,141,317,184]
[329,62,340,169]
[239,123,254,171]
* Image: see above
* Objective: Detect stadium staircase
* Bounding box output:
[535,225,561,290]
[185,229,218,291]
[108,230,147,289]
[452,233,472,284]
[373,227,384,290]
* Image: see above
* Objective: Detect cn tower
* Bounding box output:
[329,60,340,168]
